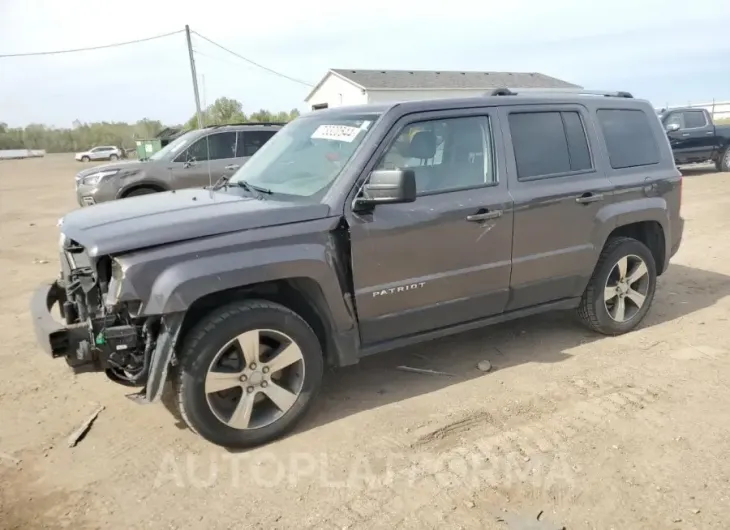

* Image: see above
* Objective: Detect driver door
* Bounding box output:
[346,110,513,345]
[169,131,238,189]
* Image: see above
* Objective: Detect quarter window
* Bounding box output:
[509,111,593,180]
[597,109,660,169]
[376,115,496,194]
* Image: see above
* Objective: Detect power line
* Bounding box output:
[0,30,184,58]
[193,47,246,69]
[192,31,314,87]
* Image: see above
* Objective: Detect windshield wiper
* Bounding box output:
[234,180,273,199]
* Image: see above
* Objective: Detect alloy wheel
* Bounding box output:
[603,254,650,322]
[204,329,305,430]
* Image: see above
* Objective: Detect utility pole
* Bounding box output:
[201,74,207,110]
[185,25,204,129]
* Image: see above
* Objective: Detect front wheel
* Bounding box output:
[81,156,90,162]
[577,237,657,335]
[124,187,156,197]
[174,300,324,448]
[109,154,118,161]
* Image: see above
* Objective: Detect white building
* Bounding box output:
[304,69,580,110]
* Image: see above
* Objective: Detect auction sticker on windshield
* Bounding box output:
[311,123,369,143]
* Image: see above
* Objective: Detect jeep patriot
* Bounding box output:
[31,89,684,448]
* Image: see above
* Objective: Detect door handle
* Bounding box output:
[575,192,604,204]
[225,164,240,171]
[681,133,690,137]
[466,209,502,222]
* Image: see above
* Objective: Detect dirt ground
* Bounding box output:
[1,154,730,529]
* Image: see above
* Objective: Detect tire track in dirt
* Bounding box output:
[310,348,720,530]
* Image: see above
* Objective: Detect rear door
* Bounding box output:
[347,109,514,344]
[234,130,278,170]
[664,109,717,162]
[499,104,614,310]
[169,131,237,189]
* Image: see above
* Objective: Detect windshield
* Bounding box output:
[228,112,380,199]
[148,131,197,161]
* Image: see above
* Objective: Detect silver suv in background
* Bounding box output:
[74,123,282,206]
[75,146,123,162]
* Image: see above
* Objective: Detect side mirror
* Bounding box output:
[357,169,416,206]
[666,123,681,133]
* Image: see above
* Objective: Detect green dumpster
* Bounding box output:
[135,139,162,160]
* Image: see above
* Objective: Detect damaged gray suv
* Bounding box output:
[74,123,281,206]
[32,89,683,449]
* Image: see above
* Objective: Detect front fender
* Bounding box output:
[139,243,353,333]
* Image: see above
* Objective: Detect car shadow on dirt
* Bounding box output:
[294,263,730,436]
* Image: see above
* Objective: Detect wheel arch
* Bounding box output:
[177,278,345,367]
[593,198,670,276]
[118,180,169,198]
[606,220,666,275]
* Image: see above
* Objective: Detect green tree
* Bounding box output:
[0,97,302,152]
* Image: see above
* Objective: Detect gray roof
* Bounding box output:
[330,68,580,91]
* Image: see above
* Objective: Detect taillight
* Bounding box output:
[679,173,684,208]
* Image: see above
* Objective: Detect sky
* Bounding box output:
[1,0,729,128]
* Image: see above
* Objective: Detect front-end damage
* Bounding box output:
[30,234,181,402]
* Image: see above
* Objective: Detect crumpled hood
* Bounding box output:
[75,160,144,179]
[59,188,331,257]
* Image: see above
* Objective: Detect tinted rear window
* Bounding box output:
[597,109,660,169]
[509,111,593,179]
[684,110,707,128]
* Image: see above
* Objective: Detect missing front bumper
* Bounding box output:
[30,282,95,370]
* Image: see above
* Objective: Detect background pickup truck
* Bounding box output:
[658,107,730,171]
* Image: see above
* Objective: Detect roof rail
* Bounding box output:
[204,122,288,129]
[485,88,634,98]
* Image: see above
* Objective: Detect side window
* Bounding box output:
[597,109,661,169]
[684,110,707,129]
[180,132,237,162]
[236,130,277,157]
[375,116,495,195]
[664,112,684,129]
[509,111,593,180]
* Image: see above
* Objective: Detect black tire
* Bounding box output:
[109,154,118,161]
[718,146,730,172]
[81,156,90,162]
[174,300,324,448]
[577,237,657,335]
[124,187,157,197]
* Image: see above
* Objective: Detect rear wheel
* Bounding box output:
[577,237,657,335]
[109,154,118,161]
[124,187,157,197]
[717,146,730,172]
[174,300,324,448]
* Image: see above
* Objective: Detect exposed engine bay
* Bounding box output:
[57,235,158,387]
